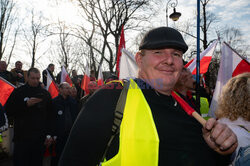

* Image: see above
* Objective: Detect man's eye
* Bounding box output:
[153,51,161,54]
[173,53,182,57]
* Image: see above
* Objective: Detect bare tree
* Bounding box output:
[0,0,18,61]
[74,0,157,74]
[23,9,48,68]
[217,27,249,58]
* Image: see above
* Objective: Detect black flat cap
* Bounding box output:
[139,27,188,53]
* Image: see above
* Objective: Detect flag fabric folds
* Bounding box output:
[185,40,218,74]
[208,42,250,117]
[0,77,16,106]
[97,65,104,86]
[81,63,90,95]
[119,49,138,80]
[46,70,59,99]
[116,25,126,77]
[61,66,73,86]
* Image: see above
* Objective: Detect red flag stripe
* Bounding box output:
[0,77,15,106]
[48,81,59,99]
[116,25,126,77]
[191,56,212,74]
[232,59,250,77]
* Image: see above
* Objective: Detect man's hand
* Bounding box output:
[202,118,238,155]
[17,73,23,78]
[26,97,42,107]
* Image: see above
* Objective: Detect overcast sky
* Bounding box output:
[8,0,250,71]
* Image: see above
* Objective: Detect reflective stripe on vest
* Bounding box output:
[193,96,210,120]
[102,79,159,166]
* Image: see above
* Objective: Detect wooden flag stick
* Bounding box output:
[192,111,206,126]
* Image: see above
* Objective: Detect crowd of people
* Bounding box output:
[0,26,249,166]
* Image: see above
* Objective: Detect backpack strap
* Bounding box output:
[100,81,130,164]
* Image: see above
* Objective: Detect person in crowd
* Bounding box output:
[71,70,81,100]
[79,81,98,109]
[59,27,237,166]
[11,61,27,87]
[0,61,14,83]
[104,74,119,84]
[5,67,54,166]
[174,67,196,109]
[90,70,96,81]
[0,103,8,132]
[42,64,56,87]
[56,71,61,84]
[215,72,250,164]
[51,82,78,166]
[174,67,210,119]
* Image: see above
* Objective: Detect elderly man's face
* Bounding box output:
[60,83,71,97]
[136,48,183,91]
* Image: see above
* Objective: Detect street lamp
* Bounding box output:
[166,0,181,26]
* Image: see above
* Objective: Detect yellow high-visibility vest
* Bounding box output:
[102,79,159,166]
[193,96,210,120]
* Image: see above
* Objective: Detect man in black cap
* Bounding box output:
[59,27,237,166]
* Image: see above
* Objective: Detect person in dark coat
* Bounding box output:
[10,61,27,87]
[42,64,56,87]
[0,61,14,83]
[51,82,78,166]
[5,67,54,166]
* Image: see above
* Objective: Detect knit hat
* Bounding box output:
[139,27,188,53]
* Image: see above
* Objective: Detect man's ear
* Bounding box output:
[135,52,142,68]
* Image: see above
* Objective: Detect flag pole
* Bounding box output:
[196,0,201,113]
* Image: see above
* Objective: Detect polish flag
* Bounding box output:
[81,63,90,95]
[116,25,126,78]
[0,77,16,106]
[208,42,250,118]
[185,40,218,74]
[119,48,138,80]
[97,65,104,86]
[46,70,59,99]
[61,66,73,86]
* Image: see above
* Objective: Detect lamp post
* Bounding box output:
[166,0,181,27]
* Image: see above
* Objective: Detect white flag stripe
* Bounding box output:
[208,42,244,118]
[119,48,138,80]
[46,70,53,90]
[61,66,67,83]
[187,40,218,72]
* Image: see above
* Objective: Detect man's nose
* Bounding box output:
[162,52,174,65]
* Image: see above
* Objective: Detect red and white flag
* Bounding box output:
[208,42,250,117]
[0,77,16,106]
[97,65,104,86]
[61,66,73,86]
[185,40,218,74]
[116,25,126,78]
[81,63,90,95]
[119,48,138,80]
[46,70,59,99]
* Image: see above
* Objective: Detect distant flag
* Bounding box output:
[46,70,59,99]
[0,77,16,106]
[185,40,218,74]
[61,66,73,86]
[208,42,250,118]
[97,65,104,86]
[81,63,90,95]
[116,25,126,77]
[119,49,138,80]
